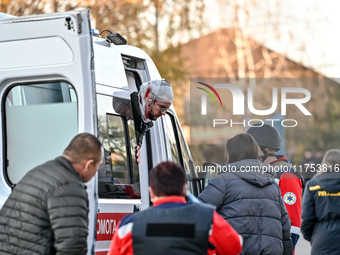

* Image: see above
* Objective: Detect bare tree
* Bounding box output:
[186,0,337,165]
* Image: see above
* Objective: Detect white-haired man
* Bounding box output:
[131,79,173,163]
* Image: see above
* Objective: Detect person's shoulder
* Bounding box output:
[305,178,319,189]
[119,214,134,228]
[216,171,238,179]
[275,163,302,181]
[190,201,216,211]
[14,159,67,192]
[40,156,67,169]
[38,157,82,186]
[302,176,323,194]
[25,159,57,177]
[131,91,138,99]
[217,171,251,186]
[115,214,135,240]
[209,173,233,187]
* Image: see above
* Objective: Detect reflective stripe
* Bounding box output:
[309,185,321,191]
[239,234,243,246]
[291,226,301,235]
[118,222,133,239]
[274,178,279,184]
[209,224,213,236]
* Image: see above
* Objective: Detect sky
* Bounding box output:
[204,0,340,79]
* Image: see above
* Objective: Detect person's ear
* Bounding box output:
[84,159,94,171]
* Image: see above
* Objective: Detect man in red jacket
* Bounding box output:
[247,124,303,253]
[108,161,242,255]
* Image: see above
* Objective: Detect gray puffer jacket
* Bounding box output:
[198,159,292,255]
[0,156,89,255]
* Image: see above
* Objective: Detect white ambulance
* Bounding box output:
[0,9,201,254]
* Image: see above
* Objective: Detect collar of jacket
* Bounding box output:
[55,156,85,185]
[313,171,340,193]
[270,155,288,165]
[219,159,276,186]
[153,196,187,206]
[226,159,269,170]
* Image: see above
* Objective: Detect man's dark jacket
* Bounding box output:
[130,92,153,147]
[198,159,293,255]
[0,156,89,255]
[301,171,340,255]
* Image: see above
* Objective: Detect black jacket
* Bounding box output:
[0,156,89,255]
[130,92,153,146]
[198,159,292,255]
[301,171,340,255]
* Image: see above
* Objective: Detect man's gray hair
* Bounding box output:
[140,79,173,104]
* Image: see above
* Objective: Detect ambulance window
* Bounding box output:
[164,114,181,164]
[176,122,191,175]
[4,82,78,185]
[97,93,140,199]
[164,113,195,193]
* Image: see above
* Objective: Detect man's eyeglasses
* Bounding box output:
[154,100,169,113]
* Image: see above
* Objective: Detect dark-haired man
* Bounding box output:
[0,133,103,255]
[108,161,242,255]
[247,124,303,253]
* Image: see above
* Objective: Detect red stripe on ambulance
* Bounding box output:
[96,213,132,241]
